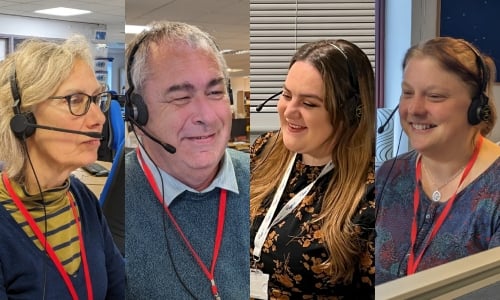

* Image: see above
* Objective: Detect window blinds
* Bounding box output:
[250,0,375,132]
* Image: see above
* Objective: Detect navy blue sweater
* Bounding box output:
[0,176,125,299]
[125,149,250,299]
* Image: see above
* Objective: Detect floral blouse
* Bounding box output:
[375,151,500,284]
[250,131,375,299]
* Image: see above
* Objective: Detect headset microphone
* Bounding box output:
[377,104,399,134]
[10,113,102,139]
[128,119,176,154]
[256,91,282,112]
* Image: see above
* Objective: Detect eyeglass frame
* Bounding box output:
[48,91,113,116]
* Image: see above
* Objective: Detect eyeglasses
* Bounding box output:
[48,92,112,116]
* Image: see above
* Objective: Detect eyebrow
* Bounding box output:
[165,77,225,95]
[283,85,324,102]
[57,86,105,96]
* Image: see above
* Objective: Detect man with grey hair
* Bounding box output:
[124,21,249,299]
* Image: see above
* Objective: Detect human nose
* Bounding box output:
[407,95,427,115]
[87,101,106,126]
[192,97,219,125]
[281,97,299,119]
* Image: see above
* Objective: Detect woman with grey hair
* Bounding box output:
[0,35,124,299]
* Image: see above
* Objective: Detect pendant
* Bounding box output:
[432,190,441,202]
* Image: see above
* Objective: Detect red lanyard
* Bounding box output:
[408,136,483,275]
[2,173,93,300]
[137,148,226,299]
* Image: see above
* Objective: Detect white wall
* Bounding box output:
[384,0,414,155]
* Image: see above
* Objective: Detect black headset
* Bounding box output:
[124,33,149,126]
[462,41,492,126]
[329,42,362,126]
[9,68,37,140]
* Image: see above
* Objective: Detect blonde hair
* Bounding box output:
[251,40,375,283]
[0,35,94,182]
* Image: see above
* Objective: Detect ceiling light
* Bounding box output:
[35,7,91,16]
[125,25,150,34]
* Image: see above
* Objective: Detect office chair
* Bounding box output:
[101,140,124,255]
[99,98,125,255]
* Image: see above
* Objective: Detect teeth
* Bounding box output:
[412,123,434,130]
[289,123,305,129]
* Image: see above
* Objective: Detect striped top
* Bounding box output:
[0,176,81,275]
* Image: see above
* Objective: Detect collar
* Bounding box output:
[138,146,239,206]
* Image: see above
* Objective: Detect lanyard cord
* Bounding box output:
[137,149,225,299]
[2,173,93,300]
[252,153,333,262]
[408,135,483,275]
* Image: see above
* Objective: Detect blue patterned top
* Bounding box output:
[375,151,500,284]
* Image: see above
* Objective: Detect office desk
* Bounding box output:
[72,161,112,199]
[228,142,250,152]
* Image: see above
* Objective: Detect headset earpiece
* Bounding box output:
[10,112,36,139]
[9,68,37,140]
[349,95,363,125]
[125,93,149,126]
[463,41,491,126]
[125,32,150,126]
[468,93,491,125]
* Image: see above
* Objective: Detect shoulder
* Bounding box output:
[227,148,249,172]
[125,150,140,175]
[69,176,98,202]
[377,151,416,177]
[69,176,102,218]
[227,147,249,163]
[250,131,278,159]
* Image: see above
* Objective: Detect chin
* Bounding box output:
[81,155,99,166]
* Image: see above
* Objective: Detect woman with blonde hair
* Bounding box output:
[0,36,124,299]
[250,39,375,299]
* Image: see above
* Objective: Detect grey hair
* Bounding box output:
[126,20,229,94]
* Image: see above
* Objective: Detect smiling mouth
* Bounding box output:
[187,134,215,140]
[288,123,306,129]
[410,122,437,130]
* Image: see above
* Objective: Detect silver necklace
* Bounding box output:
[422,163,465,202]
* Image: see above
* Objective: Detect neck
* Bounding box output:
[23,150,71,195]
[171,167,219,191]
[24,167,69,194]
[420,135,478,179]
[144,146,221,192]
[301,153,331,166]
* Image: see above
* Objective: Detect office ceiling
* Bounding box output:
[0,0,249,77]
[0,0,124,45]
[126,0,249,77]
